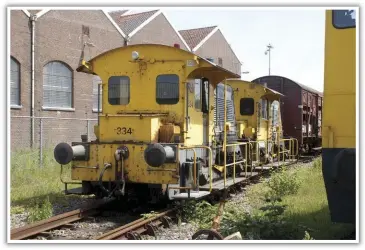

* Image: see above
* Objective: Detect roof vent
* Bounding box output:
[173,43,180,48]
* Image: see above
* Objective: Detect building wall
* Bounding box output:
[10,10,32,148]
[195,30,241,75]
[129,13,189,51]
[10,10,125,150]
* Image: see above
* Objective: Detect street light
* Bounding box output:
[265,43,274,75]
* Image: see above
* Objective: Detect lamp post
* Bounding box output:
[265,43,274,75]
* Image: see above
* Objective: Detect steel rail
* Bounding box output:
[11,198,114,240]
[96,208,175,240]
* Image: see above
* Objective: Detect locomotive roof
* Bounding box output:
[225,78,285,97]
[76,44,241,79]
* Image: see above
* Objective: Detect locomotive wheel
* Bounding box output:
[192,229,224,240]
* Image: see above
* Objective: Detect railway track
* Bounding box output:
[10,198,115,240]
[96,157,319,241]
[95,208,176,240]
[11,156,318,241]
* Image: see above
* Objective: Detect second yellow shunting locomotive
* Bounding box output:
[54,44,296,202]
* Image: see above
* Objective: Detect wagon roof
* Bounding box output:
[252,75,323,96]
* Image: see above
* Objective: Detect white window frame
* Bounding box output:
[92,75,102,112]
[42,61,74,111]
[10,57,21,108]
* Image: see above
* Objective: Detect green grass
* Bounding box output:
[242,158,354,240]
[181,158,355,240]
[280,159,355,240]
[10,148,81,222]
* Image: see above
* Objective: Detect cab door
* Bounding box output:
[185,79,204,146]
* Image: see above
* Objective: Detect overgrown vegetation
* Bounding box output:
[180,158,355,240]
[11,148,81,222]
[27,196,53,223]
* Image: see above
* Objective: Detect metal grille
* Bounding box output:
[214,83,235,132]
[108,76,130,105]
[156,74,179,104]
[43,61,72,108]
[261,99,268,119]
[10,57,20,106]
[92,75,102,111]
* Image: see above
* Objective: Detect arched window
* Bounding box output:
[92,75,102,112]
[10,57,20,106]
[43,61,73,108]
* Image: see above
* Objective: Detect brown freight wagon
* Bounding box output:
[252,75,323,154]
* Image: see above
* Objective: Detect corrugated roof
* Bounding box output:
[111,9,159,35]
[179,26,217,50]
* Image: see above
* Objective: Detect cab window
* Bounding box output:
[194,79,201,110]
[240,98,254,115]
[108,76,130,105]
[271,100,280,126]
[156,74,179,104]
[332,10,356,29]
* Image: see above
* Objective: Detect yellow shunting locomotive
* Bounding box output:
[322,9,356,224]
[54,44,297,202]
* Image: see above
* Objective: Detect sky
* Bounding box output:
[106,7,326,92]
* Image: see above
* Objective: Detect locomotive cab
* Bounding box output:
[53,44,240,201]
[227,79,288,166]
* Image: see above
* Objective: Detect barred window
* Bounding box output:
[261,98,268,119]
[156,74,179,104]
[43,61,73,108]
[93,75,102,111]
[10,57,20,106]
[108,76,130,105]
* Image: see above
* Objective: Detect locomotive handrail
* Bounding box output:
[177,147,197,190]
[217,141,249,187]
[278,138,298,163]
[292,138,299,159]
[179,145,214,192]
[248,140,275,170]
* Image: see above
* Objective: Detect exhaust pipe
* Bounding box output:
[54,142,86,165]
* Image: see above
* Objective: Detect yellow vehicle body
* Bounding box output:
[54,44,241,199]
[225,79,285,164]
[322,9,357,224]
[227,79,283,142]
[78,44,238,181]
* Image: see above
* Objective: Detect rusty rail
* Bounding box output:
[11,198,114,240]
[95,208,175,240]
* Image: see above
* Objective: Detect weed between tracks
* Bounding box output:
[10,149,85,223]
[180,158,354,240]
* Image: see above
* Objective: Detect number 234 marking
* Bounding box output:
[115,127,133,135]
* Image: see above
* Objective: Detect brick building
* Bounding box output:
[10,9,241,152]
[179,25,241,75]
